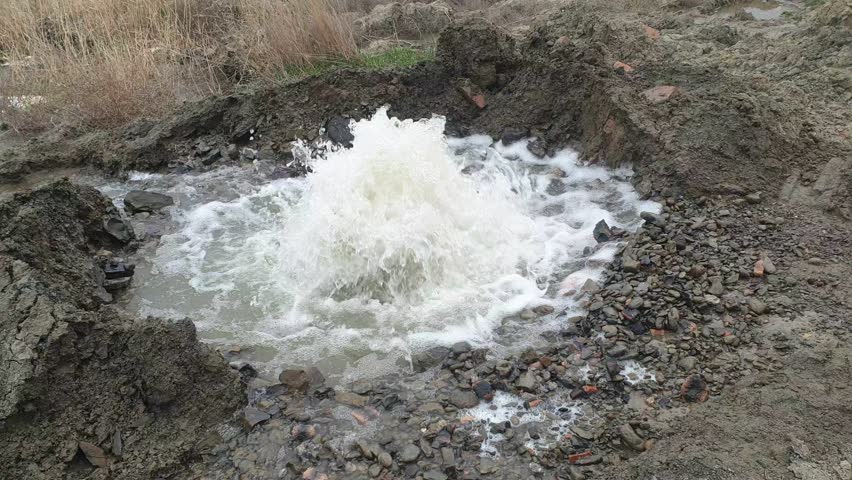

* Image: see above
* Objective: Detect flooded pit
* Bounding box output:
[95,109,659,383]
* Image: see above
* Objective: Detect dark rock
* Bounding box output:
[124,190,174,214]
[681,374,709,403]
[501,127,529,145]
[103,276,132,292]
[593,220,613,243]
[527,139,548,157]
[473,381,494,400]
[451,341,472,355]
[103,218,133,243]
[241,406,270,431]
[325,116,354,147]
[104,262,134,280]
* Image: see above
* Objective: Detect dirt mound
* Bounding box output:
[0,180,244,479]
[355,1,454,41]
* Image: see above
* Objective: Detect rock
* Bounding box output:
[423,470,448,480]
[104,262,134,280]
[473,381,494,400]
[516,371,537,392]
[457,79,487,109]
[479,458,498,474]
[501,127,529,145]
[678,356,698,371]
[413,346,450,372]
[226,143,239,160]
[644,25,661,40]
[279,369,309,391]
[241,406,270,431]
[613,61,634,73]
[124,190,174,214]
[681,375,709,403]
[582,279,601,294]
[103,276,132,292]
[291,424,317,441]
[451,341,472,354]
[593,219,613,242]
[748,298,768,314]
[325,116,354,148]
[440,447,454,465]
[399,444,421,463]
[111,431,123,457]
[640,211,666,226]
[761,253,777,274]
[378,451,392,468]
[79,441,109,468]
[623,257,640,273]
[708,278,725,296]
[745,192,762,204]
[754,260,765,277]
[527,139,547,157]
[336,391,368,407]
[449,389,479,408]
[104,218,133,243]
[641,86,678,104]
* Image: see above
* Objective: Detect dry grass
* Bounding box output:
[0,0,358,131]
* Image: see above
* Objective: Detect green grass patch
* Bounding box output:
[276,47,434,82]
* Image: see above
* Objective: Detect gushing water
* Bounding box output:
[111,108,658,382]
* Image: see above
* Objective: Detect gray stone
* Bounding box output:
[399,444,421,463]
[623,257,640,273]
[450,389,479,408]
[619,424,645,451]
[423,470,448,480]
[124,190,174,214]
[501,127,529,145]
[748,298,768,314]
[640,211,666,227]
[516,371,537,392]
[413,346,450,372]
[104,217,133,243]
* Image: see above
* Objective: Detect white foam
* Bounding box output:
[461,391,583,456]
[121,108,657,380]
[620,360,655,386]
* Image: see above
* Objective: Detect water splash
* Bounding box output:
[118,108,658,381]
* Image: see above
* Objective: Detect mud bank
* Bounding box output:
[0,180,243,479]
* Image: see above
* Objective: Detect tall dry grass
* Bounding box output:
[0,0,357,131]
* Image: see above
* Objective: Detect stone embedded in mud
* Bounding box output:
[79,441,109,468]
[613,61,634,73]
[124,190,174,214]
[680,374,709,403]
[620,424,646,451]
[335,391,368,407]
[413,346,450,372]
[593,219,613,242]
[643,25,661,40]
[641,86,679,104]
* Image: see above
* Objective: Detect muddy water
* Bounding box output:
[95,109,659,383]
